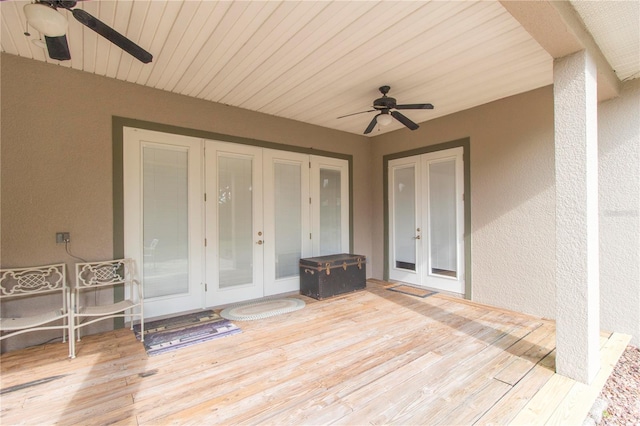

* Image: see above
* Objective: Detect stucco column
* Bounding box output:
[554,49,600,384]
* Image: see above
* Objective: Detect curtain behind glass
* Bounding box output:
[142,146,189,298]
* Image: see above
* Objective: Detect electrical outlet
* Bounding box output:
[56,232,70,244]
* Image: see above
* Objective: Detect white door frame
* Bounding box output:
[387,146,465,295]
[388,156,422,285]
[123,126,352,315]
[123,127,205,319]
[205,141,264,306]
[421,147,465,294]
[207,145,350,305]
[263,149,312,296]
[310,155,350,256]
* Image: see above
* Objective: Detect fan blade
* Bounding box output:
[71,9,153,63]
[391,110,419,130]
[337,109,376,119]
[44,35,71,60]
[364,115,379,134]
[395,103,434,110]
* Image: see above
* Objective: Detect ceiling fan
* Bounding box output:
[338,86,434,134]
[23,0,152,63]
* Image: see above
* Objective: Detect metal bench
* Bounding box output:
[0,263,72,357]
[71,258,144,358]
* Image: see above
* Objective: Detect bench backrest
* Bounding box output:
[0,264,67,300]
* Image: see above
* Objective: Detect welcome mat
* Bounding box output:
[388,284,437,298]
[133,310,241,356]
[220,297,305,321]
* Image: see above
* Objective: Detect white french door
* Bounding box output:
[205,142,264,306]
[205,141,349,306]
[123,128,205,319]
[125,129,350,315]
[311,156,351,256]
[389,157,422,285]
[263,150,312,297]
[389,147,465,294]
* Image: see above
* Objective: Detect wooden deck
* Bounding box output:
[0,280,629,425]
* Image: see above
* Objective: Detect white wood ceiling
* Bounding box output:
[570,0,640,83]
[2,0,621,136]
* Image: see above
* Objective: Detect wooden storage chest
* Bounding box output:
[299,253,366,300]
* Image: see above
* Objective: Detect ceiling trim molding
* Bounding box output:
[501,0,620,101]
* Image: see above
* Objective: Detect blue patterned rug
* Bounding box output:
[133,310,241,356]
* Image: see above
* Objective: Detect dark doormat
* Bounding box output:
[133,310,241,356]
[388,284,437,298]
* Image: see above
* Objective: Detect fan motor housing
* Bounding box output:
[50,1,78,8]
[373,96,397,110]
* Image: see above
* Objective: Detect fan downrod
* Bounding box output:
[374,85,396,110]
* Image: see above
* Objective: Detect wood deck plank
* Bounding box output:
[134,293,417,422]
[510,332,631,426]
[476,351,557,425]
[364,323,543,425]
[144,293,453,424]
[545,332,632,426]
[0,282,629,425]
[493,323,556,385]
[333,315,539,425]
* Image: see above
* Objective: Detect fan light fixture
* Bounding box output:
[377,114,393,126]
[24,3,67,37]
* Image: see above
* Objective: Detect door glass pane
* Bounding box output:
[394,166,416,270]
[429,159,457,278]
[143,146,189,298]
[218,155,253,288]
[319,168,341,255]
[274,163,301,279]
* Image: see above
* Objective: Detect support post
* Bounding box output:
[554,49,600,384]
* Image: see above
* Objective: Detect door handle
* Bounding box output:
[256,240,263,245]
[413,235,421,240]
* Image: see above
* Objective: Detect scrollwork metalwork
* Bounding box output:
[0,265,65,296]
[76,260,128,288]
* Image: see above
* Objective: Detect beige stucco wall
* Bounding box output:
[370,86,557,319]
[598,78,640,346]
[0,53,371,352]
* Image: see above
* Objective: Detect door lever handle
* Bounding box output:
[413,235,421,240]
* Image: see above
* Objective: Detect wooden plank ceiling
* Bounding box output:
[1,1,553,136]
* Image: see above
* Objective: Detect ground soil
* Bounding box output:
[599,345,640,425]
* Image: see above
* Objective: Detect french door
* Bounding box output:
[124,128,350,318]
[388,147,465,294]
[205,142,265,306]
[205,141,349,305]
[310,156,351,256]
[263,150,312,297]
[123,128,205,319]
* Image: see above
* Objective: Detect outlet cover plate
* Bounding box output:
[56,232,70,244]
